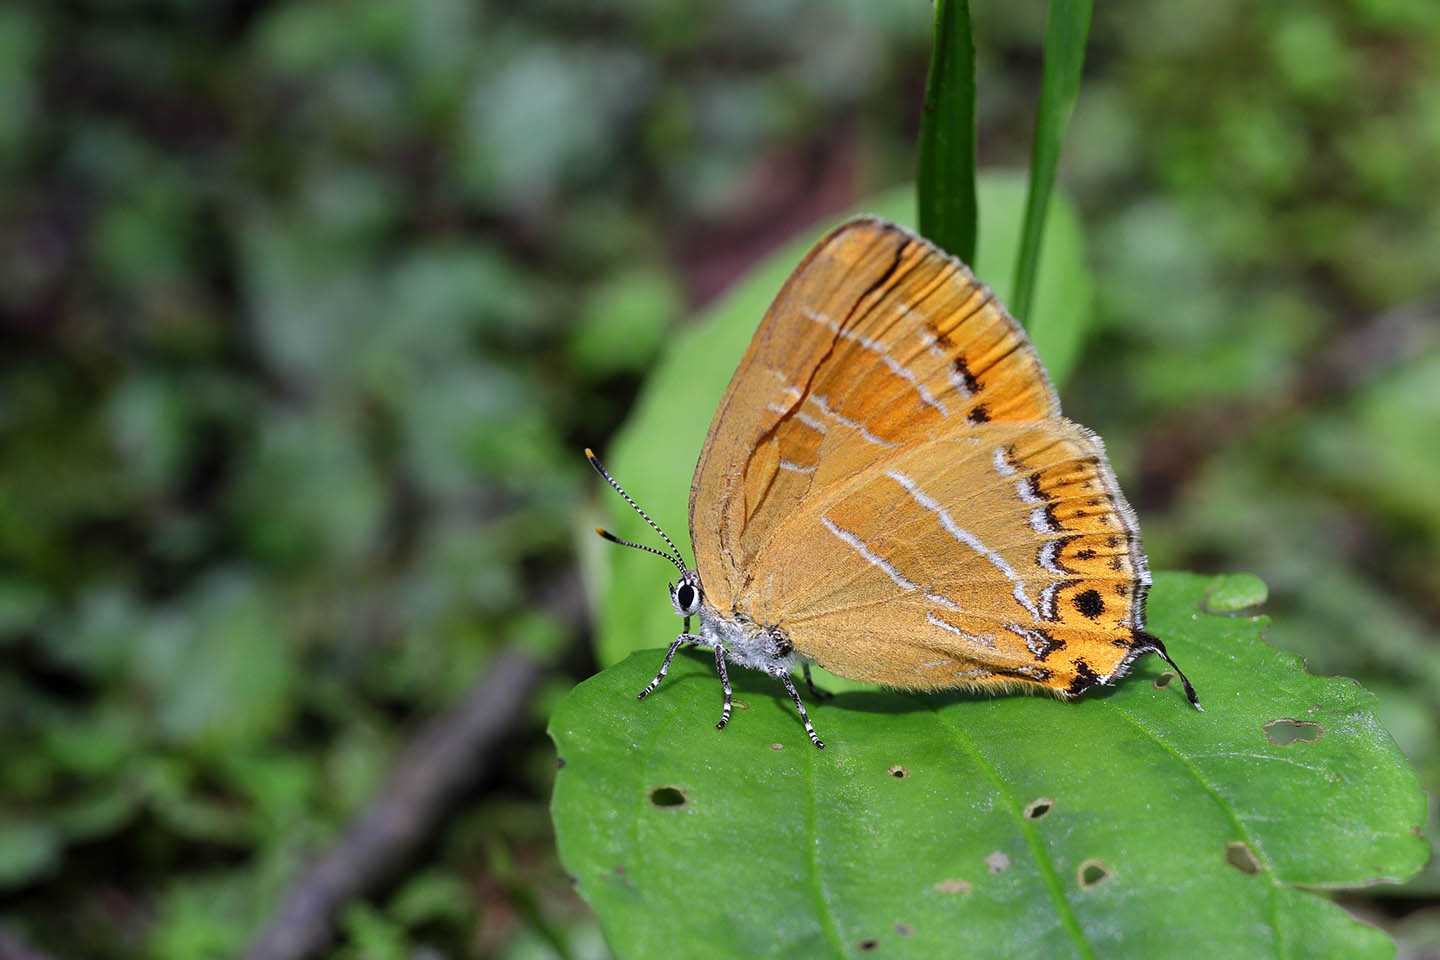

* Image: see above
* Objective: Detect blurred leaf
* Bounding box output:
[0,816,60,890]
[589,176,1091,669]
[568,266,682,377]
[1012,0,1091,324]
[339,901,409,960]
[0,6,41,162]
[1300,347,1440,540]
[552,573,1425,960]
[53,781,143,841]
[149,869,258,960]
[137,574,297,749]
[1203,572,1268,613]
[0,578,46,637]
[388,869,474,927]
[917,0,978,263]
[228,407,386,569]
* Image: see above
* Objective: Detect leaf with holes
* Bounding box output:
[550,572,1426,960]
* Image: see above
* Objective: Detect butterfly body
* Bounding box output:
[591,216,1198,748]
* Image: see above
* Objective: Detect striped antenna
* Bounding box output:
[585,448,689,573]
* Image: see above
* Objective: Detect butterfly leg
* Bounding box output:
[780,674,825,749]
[714,645,733,730]
[802,662,833,700]
[637,634,701,701]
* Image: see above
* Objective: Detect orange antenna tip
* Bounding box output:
[584,447,596,459]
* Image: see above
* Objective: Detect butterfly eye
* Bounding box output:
[676,583,698,613]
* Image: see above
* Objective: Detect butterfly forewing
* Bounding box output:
[689,218,1153,697]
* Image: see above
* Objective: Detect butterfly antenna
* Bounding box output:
[585,448,689,573]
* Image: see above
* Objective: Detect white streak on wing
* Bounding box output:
[992,447,1017,476]
[820,514,917,592]
[927,612,996,648]
[1015,478,1047,505]
[760,368,897,450]
[1038,540,1066,575]
[778,460,815,474]
[795,411,826,432]
[1006,624,1056,658]
[1039,582,1062,621]
[917,328,974,398]
[918,659,954,670]
[806,309,950,416]
[951,668,991,680]
[1029,506,1059,534]
[810,394,898,449]
[886,469,1041,621]
[766,402,827,434]
[1012,584,1035,618]
[926,592,964,612]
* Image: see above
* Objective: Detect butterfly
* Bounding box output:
[589,216,1198,748]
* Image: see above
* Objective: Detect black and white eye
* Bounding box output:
[671,576,702,616]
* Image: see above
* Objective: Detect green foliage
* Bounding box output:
[589,175,1091,671]
[552,573,1426,959]
[1012,0,1092,323]
[917,0,979,263]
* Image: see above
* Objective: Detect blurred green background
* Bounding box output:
[1,1,1437,957]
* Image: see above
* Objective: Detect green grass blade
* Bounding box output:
[917,0,978,265]
[1012,0,1092,324]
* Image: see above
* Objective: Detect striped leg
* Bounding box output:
[713,646,733,730]
[781,674,825,749]
[636,635,699,701]
[802,662,832,700]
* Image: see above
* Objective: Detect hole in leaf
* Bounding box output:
[888,765,910,779]
[1225,841,1261,874]
[894,923,913,937]
[1077,859,1112,888]
[934,878,971,894]
[858,938,880,952]
[984,851,1011,874]
[1153,672,1174,689]
[770,743,784,751]
[649,786,687,808]
[1263,719,1324,745]
[1023,797,1054,820]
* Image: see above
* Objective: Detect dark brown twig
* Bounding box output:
[242,649,545,960]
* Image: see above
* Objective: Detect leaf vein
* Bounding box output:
[925,700,1098,959]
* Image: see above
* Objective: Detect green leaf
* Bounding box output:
[551,573,1426,960]
[1013,0,1092,324]
[1203,572,1269,614]
[917,0,978,263]
[587,178,1090,670]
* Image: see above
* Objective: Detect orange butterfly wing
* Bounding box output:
[688,218,1156,696]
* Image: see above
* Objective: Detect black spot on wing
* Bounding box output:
[953,355,980,393]
[1074,589,1105,619]
[967,405,990,424]
[1066,658,1100,696]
